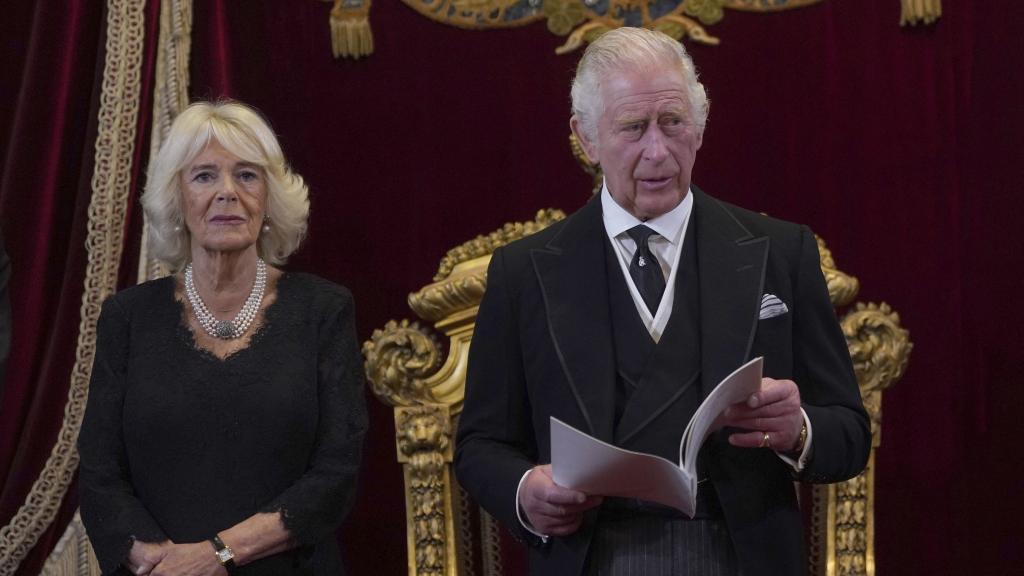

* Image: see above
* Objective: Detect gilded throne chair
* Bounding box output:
[363,150,913,576]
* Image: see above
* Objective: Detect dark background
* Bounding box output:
[2,0,1022,574]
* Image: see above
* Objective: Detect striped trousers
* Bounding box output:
[585,514,741,576]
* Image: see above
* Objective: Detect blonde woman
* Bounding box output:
[79,101,367,576]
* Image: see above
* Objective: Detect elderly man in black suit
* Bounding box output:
[455,27,870,576]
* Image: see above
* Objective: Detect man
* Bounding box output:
[455,27,870,576]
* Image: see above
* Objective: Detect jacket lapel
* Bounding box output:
[530,198,616,442]
[694,188,769,394]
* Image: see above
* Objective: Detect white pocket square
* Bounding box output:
[759,294,789,320]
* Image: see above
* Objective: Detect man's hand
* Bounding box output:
[519,464,603,536]
[150,542,227,576]
[721,377,804,453]
[125,540,169,575]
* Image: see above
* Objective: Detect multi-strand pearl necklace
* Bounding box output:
[185,258,267,340]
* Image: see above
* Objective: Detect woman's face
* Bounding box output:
[180,139,267,257]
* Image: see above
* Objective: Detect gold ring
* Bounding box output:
[760,432,771,448]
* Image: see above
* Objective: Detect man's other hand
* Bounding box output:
[520,464,603,536]
[722,377,804,452]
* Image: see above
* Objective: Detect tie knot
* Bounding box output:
[626,225,658,246]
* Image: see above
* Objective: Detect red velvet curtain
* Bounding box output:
[0,1,158,574]
[184,2,1024,573]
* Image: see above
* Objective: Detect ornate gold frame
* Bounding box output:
[365,213,911,576]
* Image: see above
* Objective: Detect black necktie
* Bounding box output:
[626,225,666,315]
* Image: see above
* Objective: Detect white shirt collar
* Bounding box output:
[600,179,693,245]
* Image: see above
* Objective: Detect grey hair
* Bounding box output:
[570,27,709,141]
[141,100,309,271]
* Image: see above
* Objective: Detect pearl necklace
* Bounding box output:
[185,258,267,340]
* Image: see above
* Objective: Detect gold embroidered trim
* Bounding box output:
[139,0,192,283]
[0,0,147,572]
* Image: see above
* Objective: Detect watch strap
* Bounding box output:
[209,534,237,573]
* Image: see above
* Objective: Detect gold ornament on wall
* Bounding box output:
[398,0,824,54]
[321,0,374,58]
[900,0,941,26]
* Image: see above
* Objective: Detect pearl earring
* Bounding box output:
[262,218,271,233]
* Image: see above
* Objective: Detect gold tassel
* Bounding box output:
[900,0,941,26]
[330,0,373,59]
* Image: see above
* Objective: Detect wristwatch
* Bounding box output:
[209,534,237,573]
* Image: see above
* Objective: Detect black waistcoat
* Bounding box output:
[604,218,702,462]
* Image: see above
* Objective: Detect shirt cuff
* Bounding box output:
[515,468,550,543]
[775,407,813,472]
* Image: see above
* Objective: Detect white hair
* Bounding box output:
[141,100,309,271]
[570,27,709,141]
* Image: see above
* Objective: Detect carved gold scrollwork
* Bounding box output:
[816,235,860,307]
[841,302,912,441]
[834,471,869,576]
[432,210,565,282]
[569,134,603,196]
[364,320,444,407]
[811,300,910,576]
[409,275,488,324]
[397,405,455,576]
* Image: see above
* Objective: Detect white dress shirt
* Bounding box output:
[600,182,692,343]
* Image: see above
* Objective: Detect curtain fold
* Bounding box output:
[0,1,160,573]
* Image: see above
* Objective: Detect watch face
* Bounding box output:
[216,548,234,563]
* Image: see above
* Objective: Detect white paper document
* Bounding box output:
[550,356,764,517]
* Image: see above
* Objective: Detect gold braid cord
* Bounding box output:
[900,0,941,26]
[0,0,146,573]
[139,0,192,283]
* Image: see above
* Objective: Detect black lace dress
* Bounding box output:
[79,273,368,575]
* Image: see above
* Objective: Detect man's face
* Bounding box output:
[572,62,703,220]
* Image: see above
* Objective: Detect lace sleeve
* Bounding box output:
[78,297,168,574]
[260,285,368,545]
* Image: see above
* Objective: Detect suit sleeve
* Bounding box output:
[79,298,168,575]
[455,248,539,538]
[791,226,872,483]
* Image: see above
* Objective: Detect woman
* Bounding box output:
[79,101,367,575]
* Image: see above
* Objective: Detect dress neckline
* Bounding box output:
[172,271,292,363]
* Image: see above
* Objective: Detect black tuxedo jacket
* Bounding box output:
[455,188,870,576]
